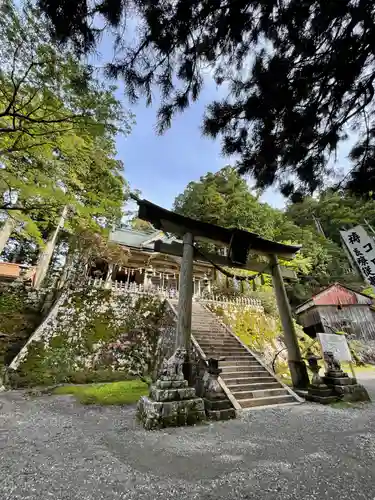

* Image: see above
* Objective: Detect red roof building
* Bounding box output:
[295,283,375,340]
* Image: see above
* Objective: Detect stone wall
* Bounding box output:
[6,285,176,387]
[0,283,47,369]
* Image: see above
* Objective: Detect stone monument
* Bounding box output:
[201,358,236,420]
[322,351,370,403]
[136,348,206,429]
[305,350,337,404]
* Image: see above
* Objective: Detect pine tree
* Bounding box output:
[37,0,375,199]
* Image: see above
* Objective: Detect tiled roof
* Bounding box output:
[109,228,176,250]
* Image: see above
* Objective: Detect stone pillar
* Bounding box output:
[176,232,194,353]
[104,263,114,289]
[143,270,148,289]
[0,216,16,255]
[269,253,309,389]
[34,206,68,289]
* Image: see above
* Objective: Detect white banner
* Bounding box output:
[318,332,352,362]
[340,225,375,291]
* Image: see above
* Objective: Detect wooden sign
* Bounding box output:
[340,225,375,293]
[317,333,352,362]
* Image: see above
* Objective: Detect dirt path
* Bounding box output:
[1,391,375,500]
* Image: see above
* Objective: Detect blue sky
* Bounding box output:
[97,35,354,212]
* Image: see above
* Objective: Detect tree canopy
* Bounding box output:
[37,0,375,200]
[174,166,366,304]
[0,1,135,243]
[286,191,375,245]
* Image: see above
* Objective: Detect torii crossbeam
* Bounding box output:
[133,196,309,389]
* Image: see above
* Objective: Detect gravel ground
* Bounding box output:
[1,391,375,500]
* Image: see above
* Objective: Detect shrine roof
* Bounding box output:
[134,197,301,260]
[109,227,176,250]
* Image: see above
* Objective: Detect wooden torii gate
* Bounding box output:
[134,197,309,389]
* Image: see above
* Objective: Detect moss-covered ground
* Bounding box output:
[53,379,149,405]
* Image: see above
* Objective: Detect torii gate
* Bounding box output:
[134,197,309,389]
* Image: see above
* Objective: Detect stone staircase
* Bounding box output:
[175,301,301,410]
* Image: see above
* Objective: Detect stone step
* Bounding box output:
[192,330,229,336]
[192,330,228,336]
[221,365,266,374]
[233,388,289,400]
[207,408,236,421]
[192,323,223,328]
[220,360,258,367]
[219,354,253,360]
[203,345,246,351]
[197,341,241,349]
[225,381,281,392]
[192,318,219,322]
[221,364,262,372]
[194,337,232,343]
[223,370,268,379]
[204,350,248,357]
[194,335,239,341]
[239,395,296,408]
[186,305,299,412]
[200,347,244,354]
[224,376,274,385]
[197,338,240,345]
[194,337,233,344]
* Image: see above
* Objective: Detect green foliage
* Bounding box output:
[207,301,281,353]
[129,218,155,233]
[53,380,149,405]
[7,340,48,387]
[286,192,375,245]
[0,285,41,366]
[174,166,279,239]
[362,287,375,298]
[173,167,363,305]
[63,229,130,284]
[233,309,281,353]
[67,370,132,385]
[250,291,278,318]
[0,1,134,242]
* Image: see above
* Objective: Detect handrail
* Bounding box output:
[166,299,241,411]
[201,303,304,403]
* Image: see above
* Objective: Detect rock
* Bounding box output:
[136,348,207,430]
[334,383,371,403]
[136,396,206,430]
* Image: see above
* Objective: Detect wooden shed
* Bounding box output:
[295,283,375,341]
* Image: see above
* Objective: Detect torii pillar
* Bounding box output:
[269,254,309,388]
[175,232,194,381]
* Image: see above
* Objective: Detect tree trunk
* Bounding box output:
[0,216,16,255]
[33,206,68,289]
